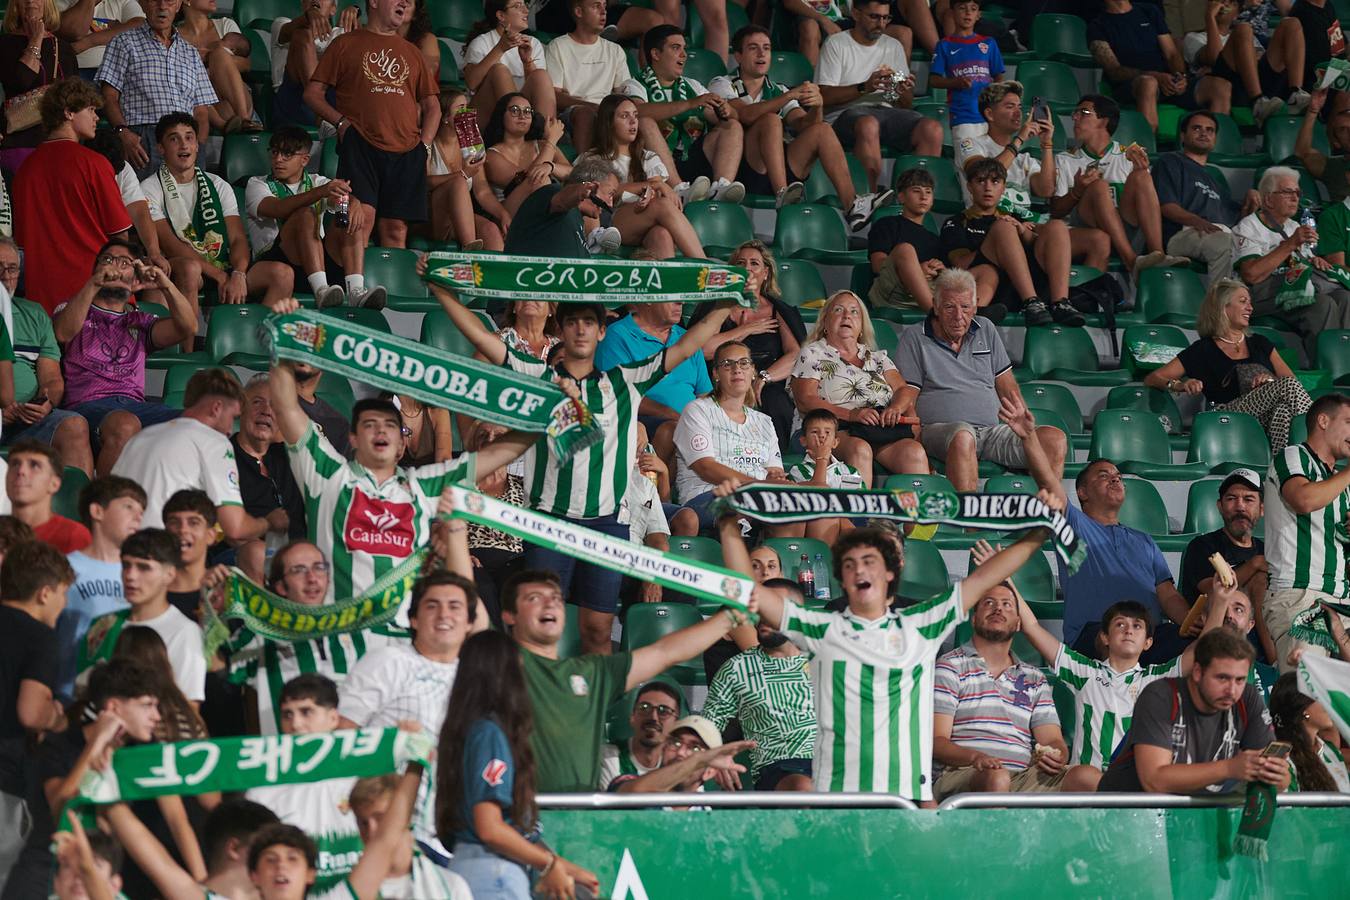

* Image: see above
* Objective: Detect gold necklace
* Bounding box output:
[1215,333,1245,346]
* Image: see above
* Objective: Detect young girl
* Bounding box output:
[462,0,554,121]
[482,91,572,217]
[576,94,677,205]
[176,0,258,132]
[428,91,510,250]
[436,631,599,899]
[1270,672,1350,792]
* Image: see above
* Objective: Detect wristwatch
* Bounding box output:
[758,369,772,383]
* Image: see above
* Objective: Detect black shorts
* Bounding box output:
[256,240,345,287]
[1108,74,1204,110]
[755,758,813,790]
[336,128,428,223]
[1209,53,1289,104]
[536,0,634,35]
[677,133,716,182]
[832,106,925,153]
[738,155,807,197]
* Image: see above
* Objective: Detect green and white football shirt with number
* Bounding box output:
[781,586,966,799]
[504,347,666,519]
[1052,645,1182,769]
[288,422,477,601]
[1267,443,1350,599]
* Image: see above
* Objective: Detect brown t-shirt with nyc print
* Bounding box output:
[311,29,437,152]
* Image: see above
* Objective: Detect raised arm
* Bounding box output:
[1296,91,1330,179]
[146,264,199,350]
[103,801,201,898]
[717,509,782,635]
[344,766,422,900]
[1282,467,1350,515]
[974,538,1062,665]
[268,361,314,445]
[627,608,749,690]
[1178,580,1235,674]
[961,526,1051,613]
[427,283,508,364]
[664,301,736,373]
[995,389,1065,505]
[613,740,754,793]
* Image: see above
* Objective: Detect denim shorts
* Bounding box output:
[448,842,531,900]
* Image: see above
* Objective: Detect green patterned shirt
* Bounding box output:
[702,647,816,782]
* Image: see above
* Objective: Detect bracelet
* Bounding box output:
[758,369,772,383]
[540,855,557,877]
[1167,378,1180,391]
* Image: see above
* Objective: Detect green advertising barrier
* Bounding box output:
[540,806,1350,898]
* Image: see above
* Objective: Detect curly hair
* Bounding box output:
[39,77,103,134]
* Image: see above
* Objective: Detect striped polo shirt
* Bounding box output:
[933,642,1059,772]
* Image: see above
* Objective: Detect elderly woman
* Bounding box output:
[1144,278,1311,451]
[671,340,787,536]
[790,290,928,484]
[0,0,76,166]
[688,240,807,452]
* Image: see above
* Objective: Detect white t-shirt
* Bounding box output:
[953,131,1043,206]
[708,73,802,119]
[619,75,709,103]
[116,161,146,206]
[141,169,240,222]
[110,417,245,528]
[135,604,207,701]
[1053,141,1135,201]
[815,31,910,122]
[617,467,670,545]
[574,149,668,187]
[244,172,331,254]
[1233,211,1297,267]
[57,0,145,69]
[673,396,782,504]
[463,30,546,90]
[246,778,359,886]
[337,643,458,737]
[545,33,629,105]
[212,16,241,41]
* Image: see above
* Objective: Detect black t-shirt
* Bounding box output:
[1152,152,1238,244]
[687,295,808,372]
[0,606,57,795]
[503,183,588,259]
[1087,3,1170,77]
[1176,335,1277,405]
[1179,529,1266,603]
[867,214,943,264]
[231,435,308,539]
[299,394,353,459]
[939,211,999,263]
[1292,0,1346,88]
[1099,677,1273,792]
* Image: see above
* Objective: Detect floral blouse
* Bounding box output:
[500,326,561,361]
[790,339,897,409]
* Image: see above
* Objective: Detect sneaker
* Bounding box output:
[1022,298,1053,326]
[980,301,1008,324]
[600,23,620,41]
[1132,250,1169,277]
[1049,299,1086,327]
[775,181,805,209]
[1253,94,1285,126]
[350,285,387,310]
[1162,254,1192,268]
[845,189,897,232]
[314,284,346,309]
[1287,88,1312,115]
[463,239,484,252]
[676,176,711,204]
[709,178,746,203]
[586,226,622,255]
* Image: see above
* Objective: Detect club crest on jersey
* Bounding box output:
[343,491,416,555]
[978,42,988,53]
[570,674,590,696]
[482,758,508,786]
[464,492,486,515]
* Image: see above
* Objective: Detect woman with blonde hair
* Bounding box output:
[1144,277,1310,450]
[0,0,75,167]
[791,289,928,483]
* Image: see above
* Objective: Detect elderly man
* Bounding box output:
[598,681,683,788]
[231,374,307,580]
[893,268,1067,491]
[95,0,217,178]
[1234,166,1350,355]
[934,583,1100,799]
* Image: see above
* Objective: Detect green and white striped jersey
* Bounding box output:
[702,647,816,782]
[786,455,864,489]
[1052,645,1181,769]
[287,422,477,601]
[1267,443,1350,598]
[505,347,666,519]
[227,626,408,734]
[781,586,966,799]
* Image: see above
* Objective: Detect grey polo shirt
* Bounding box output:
[895,316,1011,426]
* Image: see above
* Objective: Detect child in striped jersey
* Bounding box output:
[785,408,864,543]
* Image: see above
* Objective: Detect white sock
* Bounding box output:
[307,272,329,293]
[345,274,364,294]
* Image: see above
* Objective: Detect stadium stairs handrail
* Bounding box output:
[936,791,1350,810]
[537,792,919,810]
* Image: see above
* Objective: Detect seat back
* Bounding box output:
[1021,327,1100,376]
[1316,329,1350,381]
[1104,384,1184,434]
[683,49,727,84]
[983,474,1039,494]
[1030,13,1090,62]
[805,156,869,206]
[1265,115,1327,163]
[1118,477,1170,535]
[1014,60,1081,108]
[1088,409,1173,466]
[420,309,495,356]
[773,204,848,257]
[1113,110,1156,154]
[775,260,828,308]
[52,466,91,521]
[884,473,958,495]
[363,247,428,298]
[898,540,950,602]
[1187,410,1272,471]
[1122,324,1188,376]
[684,201,755,253]
[668,535,724,566]
[769,50,815,87]
[221,132,272,185]
[207,305,273,364]
[967,547,1055,607]
[1138,268,1204,325]
[316,307,391,333]
[429,0,479,38]
[890,155,964,212]
[1181,477,1227,534]
[620,603,704,651]
[1021,381,1084,432]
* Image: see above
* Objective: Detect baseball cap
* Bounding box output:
[669,715,722,750]
[1218,468,1262,495]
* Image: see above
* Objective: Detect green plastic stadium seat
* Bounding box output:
[420,309,494,357]
[983,473,1039,495]
[898,540,950,603]
[319,137,338,179]
[243,29,272,86]
[160,361,227,407]
[1113,110,1156,155]
[363,247,428,303]
[1250,165,1325,210]
[52,467,90,521]
[234,0,291,29]
[222,132,271,185]
[890,154,964,213]
[315,372,355,413]
[1122,324,1188,376]
[1186,410,1271,474]
[1021,382,1084,434]
[769,50,814,87]
[885,473,957,495]
[1019,326,1130,386]
[316,307,391,333]
[669,535,724,567]
[1138,268,1204,326]
[438,39,461,86]
[1092,409,1209,480]
[804,155,869,207]
[1025,406,1074,450]
[763,537,831,575]
[1181,477,1226,535]
[967,546,1055,607]
[683,49,726,85]
[429,0,479,39]
[1014,60,1081,112]
[1030,13,1091,65]
[773,204,867,265]
[1105,384,1185,435]
[1117,477,1170,535]
[1316,330,1350,384]
[207,306,273,368]
[621,603,705,684]
[1264,115,1327,164]
[1207,113,1263,168]
[873,320,899,356]
[683,201,755,257]
[775,260,828,308]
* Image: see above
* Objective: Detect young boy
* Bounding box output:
[79,528,206,706]
[347,775,472,899]
[247,674,361,893]
[867,167,947,311]
[57,477,146,701]
[941,158,1083,325]
[162,489,225,619]
[5,439,91,554]
[928,0,1005,138]
[244,124,357,310]
[50,817,124,900]
[787,408,863,543]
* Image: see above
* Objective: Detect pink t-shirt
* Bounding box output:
[57,304,161,405]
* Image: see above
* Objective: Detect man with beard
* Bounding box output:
[52,240,196,476]
[1179,468,1275,661]
[702,577,816,791]
[598,682,684,789]
[932,584,1100,799]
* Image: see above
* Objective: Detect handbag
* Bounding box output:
[3,38,57,134]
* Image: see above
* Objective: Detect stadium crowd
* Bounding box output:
[2,0,1350,896]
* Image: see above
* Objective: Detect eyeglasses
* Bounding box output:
[1271,188,1302,197]
[635,702,677,719]
[861,12,892,21]
[96,254,136,269]
[507,104,535,118]
[717,357,754,370]
[269,148,302,159]
[1071,108,1098,119]
[0,264,19,277]
[284,561,332,577]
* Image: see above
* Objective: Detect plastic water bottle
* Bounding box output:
[1299,208,1317,258]
[812,553,831,601]
[797,553,814,596]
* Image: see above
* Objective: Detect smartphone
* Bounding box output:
[1260,741,1293,760]
[1031,97,1050,124]
[29,393,47,406]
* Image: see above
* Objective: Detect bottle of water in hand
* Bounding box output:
[1299,208,1318,259]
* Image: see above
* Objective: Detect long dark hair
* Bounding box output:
[111,626,206,741]
[1270,672,1337,792]
[588,93,648,182]
[466,0,510,44]
[435,631,537,837]
[406,0,433,47]
[482,91,543,148]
